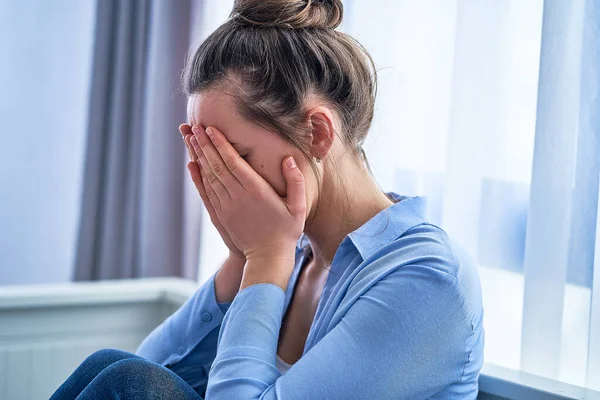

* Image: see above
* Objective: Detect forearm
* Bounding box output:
[214,254,246,303]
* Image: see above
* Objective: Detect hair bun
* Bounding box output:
[231,0,343,30]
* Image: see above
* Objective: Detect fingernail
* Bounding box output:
[192,125,200,136]
[286,157,296,169]
[206,127,214,139]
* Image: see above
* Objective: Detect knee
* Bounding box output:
[83,348,139,366]
[96,359,190,397]
[89,348,132,359]
[102,358,167,382]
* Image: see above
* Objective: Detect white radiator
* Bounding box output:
[0,278,197,400]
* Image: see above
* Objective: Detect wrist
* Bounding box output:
[214,255,246,303]
[239,256,295,292]
[244,243,296,262]
[227,251,246,263]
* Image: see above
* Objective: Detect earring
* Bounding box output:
[315,157,321,163]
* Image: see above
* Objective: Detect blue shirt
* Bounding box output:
[136,194,485,399]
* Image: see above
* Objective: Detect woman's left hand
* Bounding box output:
[189,125,306,262]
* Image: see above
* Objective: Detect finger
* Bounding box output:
[179,123,191,139]
[186,134,198,162]
[203,126,257,189]
[179,124,196,161]
[184,134,198,162]
[190,156,222,212]
[187,160,206,200]
[191,135,231,202]
[200,164,222,213]
[192,125,239,193]
[281,156,307,218]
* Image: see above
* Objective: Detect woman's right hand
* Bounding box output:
[179,123,246,261]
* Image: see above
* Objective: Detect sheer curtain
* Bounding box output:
[190,0,600,389]
[343,0,599,390]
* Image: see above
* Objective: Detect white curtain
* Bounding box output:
[190,0,600,390]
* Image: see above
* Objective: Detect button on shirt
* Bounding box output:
[136,194,485,399]
[201,312,212,322]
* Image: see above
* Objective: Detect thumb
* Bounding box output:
[282,156,306,217]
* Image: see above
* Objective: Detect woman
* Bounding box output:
[51,0,484,399]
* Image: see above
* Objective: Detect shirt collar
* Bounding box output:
[296,193,430,261]
[348,193,429,261]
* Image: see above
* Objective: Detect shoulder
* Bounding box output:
[358,222,462,284]
[348,222,483,332]
[340,214,484,386]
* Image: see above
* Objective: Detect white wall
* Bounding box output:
[0,0,96,284]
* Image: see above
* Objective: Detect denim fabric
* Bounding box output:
[49,348,202,399]
[136,194,485,399]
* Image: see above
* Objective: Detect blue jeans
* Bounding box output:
[49,348,202,400]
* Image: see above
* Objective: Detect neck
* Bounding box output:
[302,159,394,266]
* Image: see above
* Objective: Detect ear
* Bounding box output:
[306,107,336,161]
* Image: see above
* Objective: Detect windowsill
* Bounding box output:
[480,363,600,399]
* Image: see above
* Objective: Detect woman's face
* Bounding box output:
[187,90,316,203]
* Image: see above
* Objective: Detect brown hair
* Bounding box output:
[183,0,379,237]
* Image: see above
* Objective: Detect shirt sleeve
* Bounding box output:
[205,254,472,399]
[135,269,228,395]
